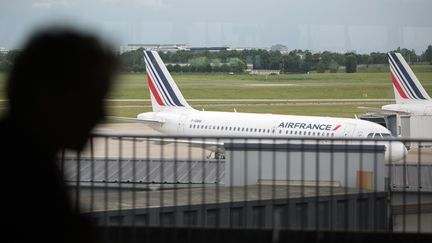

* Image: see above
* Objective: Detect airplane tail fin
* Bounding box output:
[143,50,193,112]
[388,52,431,104]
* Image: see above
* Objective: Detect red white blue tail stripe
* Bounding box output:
[388,52,430,102]
[144,51,190,108]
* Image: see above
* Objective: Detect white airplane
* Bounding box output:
[114,50,407,162]
[382,52,432,115]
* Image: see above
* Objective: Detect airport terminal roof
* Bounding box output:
[76,184,380,213]
[62,157,224,185]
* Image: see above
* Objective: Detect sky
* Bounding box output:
[1,0,432,53]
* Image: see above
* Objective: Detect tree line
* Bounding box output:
[0,50,21,72]
[119,46,432,74]
[1,45,431,73]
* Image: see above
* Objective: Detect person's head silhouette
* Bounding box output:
[6,28,118,152]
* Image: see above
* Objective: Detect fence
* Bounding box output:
[60,135,432,242]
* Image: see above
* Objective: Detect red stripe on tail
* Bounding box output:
[390,70,408,99]
[147,73,165,106]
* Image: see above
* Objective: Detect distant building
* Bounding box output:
[0,47,9,54]
[119,44,189,54]
[229,47,262,51]
[270,44,288,53]
[190,47,229,53]
[245,64,253,72]
[249,69,280,75]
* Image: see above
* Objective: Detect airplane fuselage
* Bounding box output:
[138,109,407,162]
[140,109,388,138]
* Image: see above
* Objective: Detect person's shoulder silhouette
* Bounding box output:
[0,28,118,243]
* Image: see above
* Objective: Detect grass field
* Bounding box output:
[1,64,431,119]
[108,65,432,100]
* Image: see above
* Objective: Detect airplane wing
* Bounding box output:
[357,106,387,112]
[357,107,410,115]
[106,116,165,124]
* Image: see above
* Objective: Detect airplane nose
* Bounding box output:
[385,141,408,162]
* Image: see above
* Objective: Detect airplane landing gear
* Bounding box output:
[206,151,225,159]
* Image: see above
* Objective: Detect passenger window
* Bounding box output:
[374,133,382,139]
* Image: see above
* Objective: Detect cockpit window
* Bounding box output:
[374,133,382,139]
[381,133,392,138]
[367,133,391,139]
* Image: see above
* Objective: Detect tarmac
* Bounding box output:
[74,123,209,160]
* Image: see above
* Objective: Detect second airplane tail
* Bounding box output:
[143,50,194,112]
[388,52,431,104]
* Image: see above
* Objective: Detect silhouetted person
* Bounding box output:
[0,28,118,243]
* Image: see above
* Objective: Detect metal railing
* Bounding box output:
[60,135,432,242]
